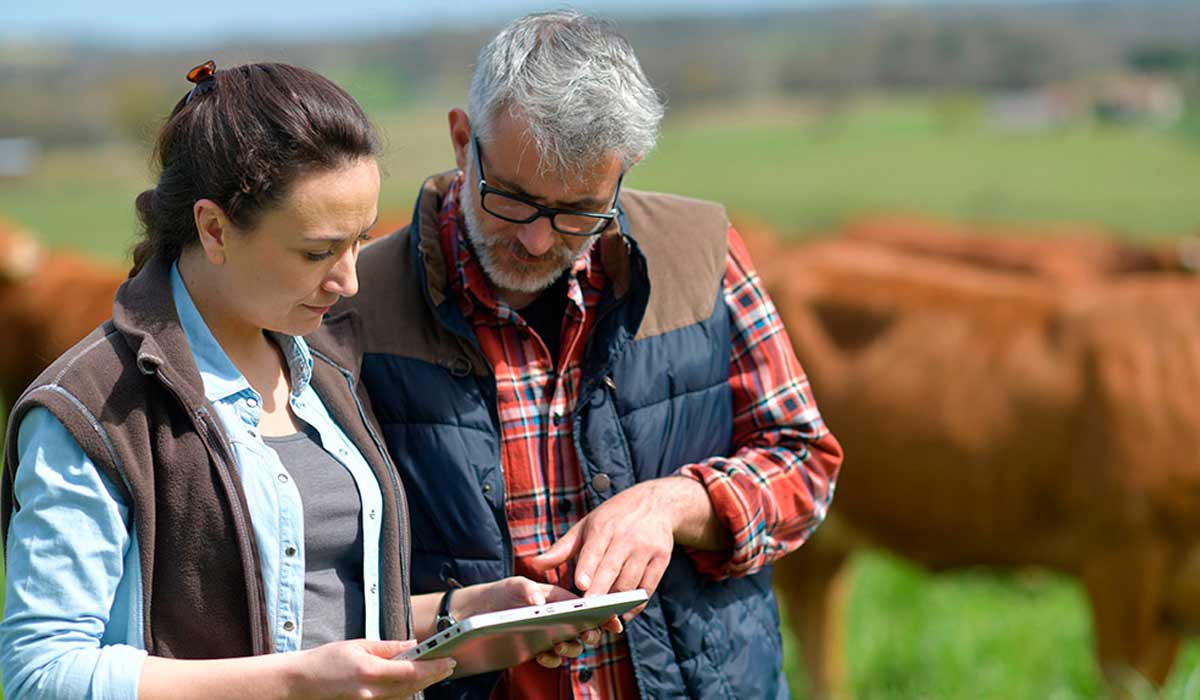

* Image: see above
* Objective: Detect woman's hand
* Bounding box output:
[289,639,455,699]
[452,576,622,668]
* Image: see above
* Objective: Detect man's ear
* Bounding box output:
[193,199,231,265]
[448,108,472,173]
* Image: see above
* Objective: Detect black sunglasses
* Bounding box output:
[471,136,623,237]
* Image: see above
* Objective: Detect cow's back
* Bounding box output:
[769,240,1112,570]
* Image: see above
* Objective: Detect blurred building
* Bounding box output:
[990,73,1185,131]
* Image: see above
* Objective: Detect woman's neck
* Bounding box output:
[177,252,284,388]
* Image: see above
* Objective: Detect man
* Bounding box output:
[336,11,842,698]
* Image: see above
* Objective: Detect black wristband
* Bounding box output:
[436,588,457,632]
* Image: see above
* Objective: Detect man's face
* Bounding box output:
[458,110,623,296]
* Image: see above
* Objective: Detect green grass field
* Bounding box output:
[5,98,1200,257]
[3,98,1200,698]
[633,98,1200,239]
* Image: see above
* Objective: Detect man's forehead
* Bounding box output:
[484,110,622,192]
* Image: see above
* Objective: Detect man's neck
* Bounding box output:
[497,287,540,310]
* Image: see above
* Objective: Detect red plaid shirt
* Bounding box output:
[438,174,842,699]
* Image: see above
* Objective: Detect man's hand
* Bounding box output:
[527,476,731,609]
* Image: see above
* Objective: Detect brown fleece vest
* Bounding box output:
[1,256,411,658]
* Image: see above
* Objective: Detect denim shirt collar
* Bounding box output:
[170,263,314,404]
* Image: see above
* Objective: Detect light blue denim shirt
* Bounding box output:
[1,264,386,699]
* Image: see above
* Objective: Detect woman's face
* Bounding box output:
[219,157,380,337]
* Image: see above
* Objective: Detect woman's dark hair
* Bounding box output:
[131,62,381,276]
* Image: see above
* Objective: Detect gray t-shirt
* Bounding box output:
[264,425,365,648]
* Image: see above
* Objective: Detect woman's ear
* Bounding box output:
[193,199,230,265]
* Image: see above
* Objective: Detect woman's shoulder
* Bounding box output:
[16,318,144,409]
[7,317,157,489]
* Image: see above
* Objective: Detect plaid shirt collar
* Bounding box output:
[437,171,600,321]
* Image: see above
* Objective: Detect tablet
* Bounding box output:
[394,589,648,678]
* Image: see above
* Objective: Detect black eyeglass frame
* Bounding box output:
[471,136,623,237]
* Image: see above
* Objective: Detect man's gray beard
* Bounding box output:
[460,177,595,294]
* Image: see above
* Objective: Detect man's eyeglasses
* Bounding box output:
[471,136,622,237]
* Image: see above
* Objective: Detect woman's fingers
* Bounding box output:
[512,577,547,606]
[399,658,457,684]
[499,576,578,608]
[540,582,580,603]
[361,638,418,659]
[301,639,456,699]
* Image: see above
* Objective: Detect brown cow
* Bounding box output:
[754,237,1200,698]
[0,219,125,411]
[842,214,1200,282]
[367,211,411,243]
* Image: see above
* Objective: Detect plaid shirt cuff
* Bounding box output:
[676,446,837,579]
[675,461,757,577]
[673,225,843,580]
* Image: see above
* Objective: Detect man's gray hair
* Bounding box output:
[468,10,665,178]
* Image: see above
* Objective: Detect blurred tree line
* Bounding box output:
[1,0,1198,147]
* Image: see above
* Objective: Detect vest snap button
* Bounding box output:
[448,356,472,377]
[277,473,289,483]
[482,483,493,493]
[285,546,297,557]
[283,620,295,632]
[591,473,612,492]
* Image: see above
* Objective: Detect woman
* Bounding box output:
[0,61,594,700]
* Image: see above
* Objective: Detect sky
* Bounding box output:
[1,0,1066,46]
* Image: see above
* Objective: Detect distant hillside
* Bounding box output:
[1,1,1198,145]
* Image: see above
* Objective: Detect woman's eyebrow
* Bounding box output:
[302,215,380,243]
